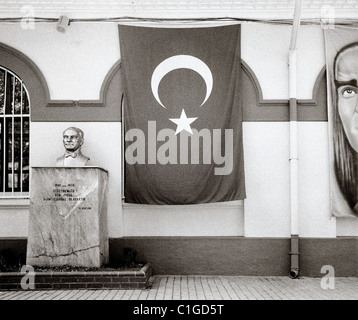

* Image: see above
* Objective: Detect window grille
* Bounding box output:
[0,66,30,198]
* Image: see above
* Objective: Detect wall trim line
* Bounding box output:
[0,43,325,122]
[45,60,122,108]
[0,43,51,102]
[242,60,326,109]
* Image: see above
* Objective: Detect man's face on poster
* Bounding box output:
[336,45,358,152]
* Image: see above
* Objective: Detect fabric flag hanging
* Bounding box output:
[118,24,245,204]
[325,26,358,217]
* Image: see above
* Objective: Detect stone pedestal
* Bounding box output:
[26,167,109,268]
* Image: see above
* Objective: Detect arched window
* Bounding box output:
[0,66,30,197]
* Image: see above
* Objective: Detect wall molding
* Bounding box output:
[242,59,327,121]
[0,42,327,122]
[0,199,30,209]
[0,42,123,122]
[45,60,325,112]
[0,42,123,110]
[241,60,288,108]
[297,67,326,107]
[242,61,326,108]
[44,60,327,121]
[0,43,51,102]
[46,60,122,108]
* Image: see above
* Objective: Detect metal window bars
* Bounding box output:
[0,66,30,198]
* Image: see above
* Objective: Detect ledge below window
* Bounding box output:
[0,198,30,209]
[122,200,244,209]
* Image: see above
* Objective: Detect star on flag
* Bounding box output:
[169,109,198,135]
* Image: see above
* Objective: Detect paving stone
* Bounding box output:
[1,276,358,300]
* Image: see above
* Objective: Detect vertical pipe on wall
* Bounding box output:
[3,71,7,196]
[288,0,303,279]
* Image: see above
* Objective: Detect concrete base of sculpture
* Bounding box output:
[26,167,109,268]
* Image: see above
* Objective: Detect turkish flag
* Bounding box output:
[119,24,245,204]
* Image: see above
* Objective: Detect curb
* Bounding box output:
[0,263,152,290]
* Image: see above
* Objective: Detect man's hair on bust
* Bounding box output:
[63,127,84,140]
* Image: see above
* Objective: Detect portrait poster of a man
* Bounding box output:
[326,27,358,217]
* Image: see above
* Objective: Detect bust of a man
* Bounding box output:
[56,127,90,167]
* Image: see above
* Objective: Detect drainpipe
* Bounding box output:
[288,0,302,279]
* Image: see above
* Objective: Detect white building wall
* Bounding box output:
[0,21,355,238]
[123,202,244,236]
[241,24,325,100]
[243,122,291,237]
[298,122,336,237]
[0,22,120,100]
[337,218,358,237]
[0,200,29,238]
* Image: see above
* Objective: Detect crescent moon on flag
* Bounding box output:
[151,55,213,108]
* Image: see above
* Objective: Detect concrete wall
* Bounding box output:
[0,21,356,240]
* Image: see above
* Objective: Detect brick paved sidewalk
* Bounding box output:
[0,276,357,300]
